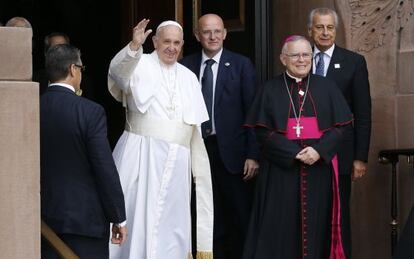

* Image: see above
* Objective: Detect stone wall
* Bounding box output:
[0,27,40,259]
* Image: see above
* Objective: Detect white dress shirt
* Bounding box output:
[198,48,223,135]
[49,83,75,92]
[312,44,335,77]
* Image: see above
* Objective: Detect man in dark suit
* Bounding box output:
[180,13,259,259]
[40,44,127,258]
[308,7,372,258]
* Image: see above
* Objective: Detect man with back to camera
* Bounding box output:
[40,44,127,259]
[308,7,372,258]
[180,13,259,259]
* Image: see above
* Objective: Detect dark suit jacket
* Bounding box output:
[323,45,371,175]
[40,85,126,238]
[181,49,259,173]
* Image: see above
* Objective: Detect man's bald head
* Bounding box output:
[198,14,224,28]
[6,17,32,28]
[195,13,227,58]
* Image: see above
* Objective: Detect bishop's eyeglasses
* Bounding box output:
[284,52,313,61]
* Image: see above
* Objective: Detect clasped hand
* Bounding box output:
[296,146,320,165]
[111,224,128,246]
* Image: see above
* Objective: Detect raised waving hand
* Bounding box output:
[129,18,153,51]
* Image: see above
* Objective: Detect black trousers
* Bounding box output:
[339,174,352,258]
[204,135,253,259]
[41,233,109,259]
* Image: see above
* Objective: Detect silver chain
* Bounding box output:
[159,61,178,119]
[283,73,310,124]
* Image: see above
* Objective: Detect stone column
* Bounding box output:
[0,27,40,259]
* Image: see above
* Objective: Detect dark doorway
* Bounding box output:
[1,0,267,145]
[182,0,256,61]
[1,0,125,146]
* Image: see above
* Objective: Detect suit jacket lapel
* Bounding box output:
[190,52,203,79]
[215,49,230,107]
[327,46,344,78]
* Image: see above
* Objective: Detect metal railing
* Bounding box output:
[378,148,414,256]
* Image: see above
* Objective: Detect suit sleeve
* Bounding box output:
[86,105,126,223]
[352,55,371,161]
[241,58,260,160]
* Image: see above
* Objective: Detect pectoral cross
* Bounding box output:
[293,122,303,138]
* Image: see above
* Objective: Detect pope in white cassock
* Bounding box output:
[108,19,214,259]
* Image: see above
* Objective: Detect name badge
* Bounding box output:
[334,63,340,69]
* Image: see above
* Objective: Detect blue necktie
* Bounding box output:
[315,52,325,76]
[201,59,215,138]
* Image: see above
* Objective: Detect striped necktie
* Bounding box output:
[315,52,325,76]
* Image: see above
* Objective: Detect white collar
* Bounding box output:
[49,83,75,92]
[201,48,223,65]
[286,71,306,83]
[314,44,335,58]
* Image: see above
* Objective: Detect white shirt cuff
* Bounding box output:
[115,220,127,227]
[127,45,143,58]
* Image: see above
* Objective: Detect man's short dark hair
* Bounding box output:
[44,32,70,54]
[45,44,81,83]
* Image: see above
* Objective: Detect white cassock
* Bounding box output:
[108,45,213,259]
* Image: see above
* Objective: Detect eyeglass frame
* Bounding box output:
[73,64,86,72]
[283,52,313,61]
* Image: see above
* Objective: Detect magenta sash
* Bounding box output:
[286,117,345,259]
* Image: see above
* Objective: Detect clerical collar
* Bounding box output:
[314,44,335,59]
[201,48,223,65]
[49,83,75,92]
[285,71,307,83]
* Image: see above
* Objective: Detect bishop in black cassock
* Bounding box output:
[242,36,353,259]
